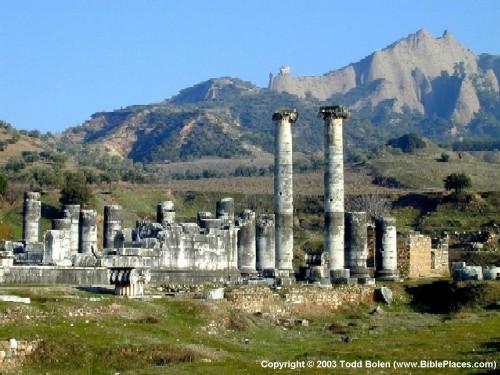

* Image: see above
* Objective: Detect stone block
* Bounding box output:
[206,288,225,300]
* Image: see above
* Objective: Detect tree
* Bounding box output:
[387,133,426,153]
[59,172,93,206]
[444,173,472,193]
[348,193,391,220]
[0,173,7,196]
[438,153,450,162]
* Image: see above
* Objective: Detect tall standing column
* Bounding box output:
[22,192,41,244]
[375,217,399,281]
[63,205,80,256]
[273,109,298,278]
[104,205,123,249]
[320,105,350,283]
[79,209,97,254]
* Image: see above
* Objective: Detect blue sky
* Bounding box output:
[1,0,499,132]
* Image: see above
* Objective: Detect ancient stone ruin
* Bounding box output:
[0,105,465,297]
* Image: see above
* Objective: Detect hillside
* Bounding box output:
[57,30,500,164]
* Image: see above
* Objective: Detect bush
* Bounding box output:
[21,151,40,163]
[32,166,63,188]
[59,172,93,206]
[5,157,25,172]
[28,130,41,139]
[0,173,7,196]
[387,133,426,153]
[444,173,472,193]
[438,152,450,162]
[372,175,404,188]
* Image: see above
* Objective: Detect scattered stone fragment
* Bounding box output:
[206,288,224,300]
[0,295,31,304]
[376,287,393,304]
[370,305,384,315]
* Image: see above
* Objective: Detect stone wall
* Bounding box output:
[1,266,109,285]
[398,232,432,278]
[225,285,374,316]
[398,232,450,279]
[0,266,244,286]
[149,269,242,285]
[431,235,450,277]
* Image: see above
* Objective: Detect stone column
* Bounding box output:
[104,205,123,249]
[256,214,275,272]
[157,201,175,226]
[237,209,257,275]
[43,230,71,266]
[345,212,370,281]
[79,209,97,254]
[22,192,41,244]
[52,217,72,263]
[375,217,399,281]
[216,197,235,225]
[273,109,298,278]
[63,205,80,256]
[319,105,350,282]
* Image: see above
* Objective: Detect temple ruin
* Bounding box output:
[0,105,455,296]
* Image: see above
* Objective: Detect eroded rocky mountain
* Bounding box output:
[271,29,499,125]
[61,29,500,162]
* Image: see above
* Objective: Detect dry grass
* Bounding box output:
[160,170,392,196]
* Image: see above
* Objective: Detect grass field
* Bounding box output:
[0,281,498,374]
[370,148,500,192]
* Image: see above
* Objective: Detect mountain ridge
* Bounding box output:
[270,29,499,125]
[60,29,500,163]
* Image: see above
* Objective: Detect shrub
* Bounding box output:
[444,173,472,193]
[0,173,7,196]
[438,152,450,162]
[59,172,93,206]
[387,133,426,153]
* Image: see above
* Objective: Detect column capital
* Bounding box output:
[319,105,349,120]
[272,108,299,123]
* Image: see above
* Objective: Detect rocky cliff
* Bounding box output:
[270,29,499,125]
